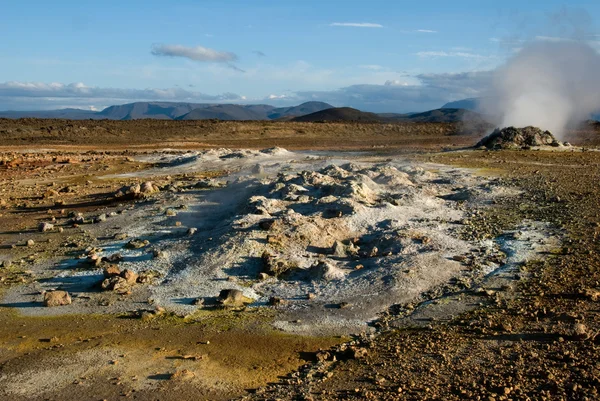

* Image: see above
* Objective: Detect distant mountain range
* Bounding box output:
[0,100,490,124]
[0,101,335,121]
[292,106,487,124]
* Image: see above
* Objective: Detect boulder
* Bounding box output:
[44,290,71,307]
[217,289,253,308]
[476,126,560,149]
[120,269,138,284]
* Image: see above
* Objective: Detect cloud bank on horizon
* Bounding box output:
[0,71,490,112]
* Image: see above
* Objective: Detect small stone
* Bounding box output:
[26,239,35,247]
[217,289,253,308]
[39,222,54,232]
[187,227,197,236]
[114,233,128,241]
[103,265,121,278]
[120,269,138,284]
[124,239,149,249]
[268,296,287,306]
[44,290,72,307]
[165,209,177,217]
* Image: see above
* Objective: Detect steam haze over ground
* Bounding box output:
[480,40,600,138]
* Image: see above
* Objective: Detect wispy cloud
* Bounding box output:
[329,22,383,28]
[416,51,494,60]
[416,29,437,33]
[252,50,266,57]
[151,44,237,63]
[359,64,384,70]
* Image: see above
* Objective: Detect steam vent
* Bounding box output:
[476,126,568,149]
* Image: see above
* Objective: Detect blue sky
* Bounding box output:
[0,1,599,112]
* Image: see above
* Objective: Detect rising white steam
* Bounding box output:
[481,41,600,138]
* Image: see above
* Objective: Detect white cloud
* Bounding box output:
[151,44,237,63]
[416,51,495,60]
[292,71,492,112]
[416,29,437,33]
[0,81,244,110]
[329,22,383,28]
[384,80,408,86]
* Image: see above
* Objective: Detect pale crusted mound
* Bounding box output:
[476,126,562,149]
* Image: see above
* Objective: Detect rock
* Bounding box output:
[94,214,107,223]
[572,323,591,341]
[137,270,161,284]
[581,288,600,302]
[258,272,269,280]
[476,126,558,149]
[331,241,348,258]
[261,251,298,277]
[43,189,60,199]
[310,261,346,281]
[120,269,138,284]
[71,213,85,225]
[38,222,54,232]
[140,181,159,195]
[252,164,264,174]
[192,297,204,306]
[44,290,71,307]
[169,369,195,381]
[124,239,149,249]
[338,346,368,360]
[114,233,128,240]
[26,239,35,247]
[103,265,121,278]
[165,209,177,217]
[151,249,165,258]
[0,199,6,208]
[217,289,253,308]
[187,227,197,236]
[105,253,123,263]
[101,276,129,292]
[114,183,140,199]
[268,296,287,306]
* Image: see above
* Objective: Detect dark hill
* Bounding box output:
[393,108,485,123]
[442,98,481,111]
[178,104,268,121]
[268,101,333,120]
[291,107,381,122]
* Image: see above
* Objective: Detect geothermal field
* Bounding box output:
[0,119,599,401]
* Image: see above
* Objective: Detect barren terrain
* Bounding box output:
[1,120,599,400]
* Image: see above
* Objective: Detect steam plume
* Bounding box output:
[481,41,600,138]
